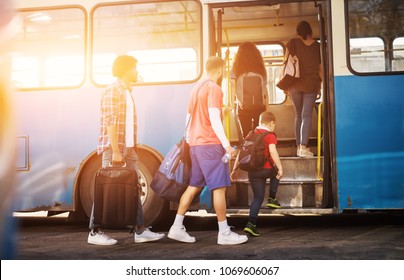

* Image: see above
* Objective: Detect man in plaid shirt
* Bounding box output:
[88,55,165,246]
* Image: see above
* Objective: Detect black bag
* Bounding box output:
[236,72,267,112]
[93,162,138,230]
[276,38,300,90]
[150,138,192,202]
[238,130,274,172]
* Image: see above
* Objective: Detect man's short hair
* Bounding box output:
[112,55,137,78]
[259,111,276,124]
[205,56,224,73]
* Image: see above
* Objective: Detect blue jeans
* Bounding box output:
[289,88,317,146]
[248,168,279,224]
[88,147,143,230]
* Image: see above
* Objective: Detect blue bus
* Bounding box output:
[10,0,404,226]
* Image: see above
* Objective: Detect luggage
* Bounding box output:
[93,162,138,230]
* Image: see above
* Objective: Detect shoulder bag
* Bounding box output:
[150,80,211,202]
[276,38,300,90]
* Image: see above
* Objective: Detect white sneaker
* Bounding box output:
[167,225,196,243]
[298,147,314,158]
[135,228,165,243]
[217,229,248,245]
[87,230,117,246]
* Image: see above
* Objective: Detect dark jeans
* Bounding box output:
[248,168,279,224]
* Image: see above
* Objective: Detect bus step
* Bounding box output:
[226,208,335,216]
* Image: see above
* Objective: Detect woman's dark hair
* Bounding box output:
[232,42,267,81]
[296,21,313,40]
[112,55,137,78]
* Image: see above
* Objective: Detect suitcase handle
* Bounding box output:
[109,161,127,167]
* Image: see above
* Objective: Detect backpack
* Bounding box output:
[238,130,273,172]
[236,72,267,112]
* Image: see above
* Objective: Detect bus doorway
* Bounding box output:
[209,0,334,215]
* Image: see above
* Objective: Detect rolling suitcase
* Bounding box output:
[93,162,138,231]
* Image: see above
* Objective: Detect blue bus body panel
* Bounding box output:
[14,82,213,210]
[334,75,404,210]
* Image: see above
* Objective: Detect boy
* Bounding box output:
[244,111,283,237]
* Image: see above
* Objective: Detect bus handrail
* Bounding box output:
[317,102,323,181]
[224,29,231,138]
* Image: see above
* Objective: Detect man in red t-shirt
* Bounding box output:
[168,57,248,245]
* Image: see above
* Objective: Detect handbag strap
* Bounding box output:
[289,38,297,57]
[281,38,298,69]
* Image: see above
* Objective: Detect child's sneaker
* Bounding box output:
[135,228,165,243]
[243,222,260,237]
[168,225,196,243]
[217,229,248,245]
[266,197,281,209]
[87,230,117,246]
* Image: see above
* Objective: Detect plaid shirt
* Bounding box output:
[97,79,137,155]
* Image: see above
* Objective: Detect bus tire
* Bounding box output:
[137,160,168,227]
[76,149,169,227]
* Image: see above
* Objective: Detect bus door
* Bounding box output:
[209,0,334,214]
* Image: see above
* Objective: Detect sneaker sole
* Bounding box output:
[243,227,260,237]
[298,153,314,158]
[266,203,281,209]
[87,240,117,246]
[217,237,248,245]
[167,232,196,243]
[135,235,165,243]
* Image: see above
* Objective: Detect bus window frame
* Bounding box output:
[392,36,404,71]
[344,0,404,76]
[14,5,87,91]
[89,0,203,87]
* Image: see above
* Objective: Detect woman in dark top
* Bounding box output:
[286,21,322,157]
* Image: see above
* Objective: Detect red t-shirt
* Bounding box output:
[254,127,277,169]
[187,79,223,146]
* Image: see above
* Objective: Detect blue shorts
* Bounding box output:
[189,144,231,191]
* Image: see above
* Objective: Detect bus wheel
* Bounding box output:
[78,153,101,219]
[77,151,169,227]
[137,160,168,227]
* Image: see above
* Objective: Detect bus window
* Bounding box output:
[91,1,201,85]
[12,7,86,89]
[11,57,39,88]
[222,43,285,104]
[45,55,84,87]
[347,0,404,73]
[393,37,404,71]
[349,37,385,73]
[128,48,198,83]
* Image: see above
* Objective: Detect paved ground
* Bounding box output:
[11,212,404,260]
